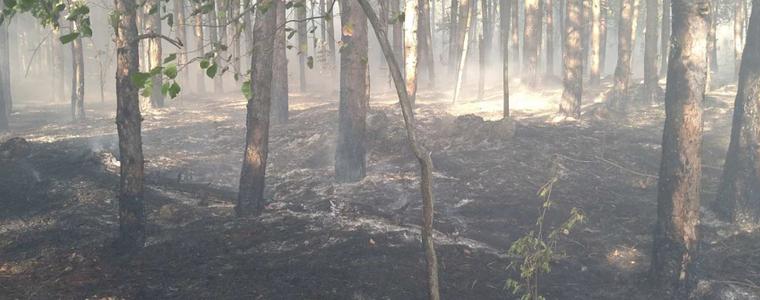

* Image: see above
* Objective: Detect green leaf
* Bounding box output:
[163,53,177,63]
[206,63,218,78]
[130,72,152,87]
[164,63,178,79]
[200,59,210,69]
[169,82,181,99]
[161,82,171,96]
[141,84,152,97]
[59,32,79,44]
[241,79,252,99]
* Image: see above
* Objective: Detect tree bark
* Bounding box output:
[237,0,277,216]
[335,0,368,183]
[478,0,490,99]
[650,1,709,297]
[449,0,459,71]
[70,20,86,121]
[325,0,337,70]
[354,2,440,299]
[644,0,661,103]
[297,1,308,92]
[174,0,189,83]
[404,0,419,106]
[660,0,670,77]
[599,0,607,77]
[208,1,223,93]
[146,0,164,108]
[523,0,540,86]
[420,0,436,86]
[715,0,760,226]
[559,0,583,120]
[194,2,206,94]
[501,0,510,119]
[736,0,747,78]
[229,0,242,78]
[589,0,601,85]
[114,0,146,251]
[452,1,473,103]
[608,0,636,110]
[271,0,289,124]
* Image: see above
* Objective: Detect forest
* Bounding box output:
[0,0,759,299]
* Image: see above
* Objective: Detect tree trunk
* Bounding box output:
[707,2,717,88]
[236,0,277,216]
[335,0,369,183]
[146,0,164,108]
[271,0,288,124]
[449,0,459,71]
[297,2,308,92]
[523,0,540,86]
[420,0,436,86]
[715,0,760,226]
[559,0,583,120]
[511,0,519,67]
[70,21,86,121]
[478,0,490,99]
[244,0,253,56]
[644,0,660,103]
[354,2,440,299]
[545,0,555,77]
[736,0,747,78]
[325,0,337,70]
[209,1,223,93]
[174,0,189,84]
[501,0,510,119]
[608,0,635,110]
[660,0,670,77]
[114,0,146,251]
[452,1,473,103]
[52,26,65,103]
[194,2,206,94]
[599,0,607,77]
[230,0,242,78]
[650,1,709,297]
[404,0,419,106]
[589,0,601,85]
[0,0,7,130]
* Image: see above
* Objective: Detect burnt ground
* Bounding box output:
[1,82,759,299]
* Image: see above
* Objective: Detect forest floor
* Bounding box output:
[1,80,759,299]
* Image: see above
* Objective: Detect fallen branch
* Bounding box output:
[137,32,183,48]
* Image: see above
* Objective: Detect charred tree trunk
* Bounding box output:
[174,0,189,84]
[404,0,419,105]
[589,0,602,85]
[297,2,308,91]
[194,2,206,94]
[660,0,670,77]
[146,0,164,108]
[237,0,277,216]
[608,0,635,110]
[650,1,709,297]
[501,0,510,119]
[715,0,760,226]
[355,2,440,299]
[70,21,86,121]
[644,0,661,103]
[559,0,583,120]
[523,0,540,86]
[545,0,555,77]
[114,0,146,251]
[271,0,289,124]
[335,0,368,182]
[736,0,747,78]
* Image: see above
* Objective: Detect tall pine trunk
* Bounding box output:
[715,0,760,226]
[404,0,419,105]
[452,0,473,103]
[501,0,510,119]
[271,0,289,124]
[420,0,436,86]
[70,20,86,121]
[209,2,223,93]
[325,0,337,70]
[650,0,709,297]
[609,0,636,110]
[174,0,189,84]
[335,0,369,182]
[230,0,242,78]
[194,3,206,94]
[523,0,540,86]
[479,0,490,99]
[559,0,583,120]
[545,0,555,77]
[146,0,164,108]
[237,0,277,216]
[297,2,308,91]
[52,26,65,103]
[660,0,670,77]
[449,0,459,72]
[114,0,146,251]
[511,0,519,67]
[643,0,660,103]
[589,0,602,85]
[735,0,747,78]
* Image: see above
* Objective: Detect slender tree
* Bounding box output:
[735,0,747,78]
[70,19,86,120]
[194,1,207,94]
[501,0,510,119]
[237,0,277,216]
[449,0,459,71]
[478,0,491,99]
[404,0,419,105]
[510,0,518,67]
[0,0,7,130]
[272,0,289,124]
[325,0,337,70]
[114,0,146,250]
[608,0,636,110]
[51,25,65,103]
[229,0,242,77]
[650,0,709,297]
[523,0,540,86]
[545,0,555,77]
[174,0,189,83]
[208,0,223,93]
[715,0,760,226]
[559,0,583,120]
[335,0,369,182]
[420,0,435,86]
[643,0,661,103]
[452,0,473,103]
[589,0,602,85]
[297,0,308,91]
[660,0,670,77]
[146,0,164,108]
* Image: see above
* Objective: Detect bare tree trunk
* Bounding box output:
[271,0,289,124]
[244,0,253,55]
[715,0,760,226]
[420,0,436,86]
[736,0,747,78]
[559,0,583,120]
[644,0,661,103]
[146,0,164,108]
[650,1,709,297]
[174,0,189,84]
[511,0,519,67]
[405,0,420,106]
[325,0,337,70]
[355,2,440,299]
[52,26,65,103]
[452,2,473,103]
[707,1,717,88]
[297,2,308,91]
[237,0,277,216]
[523,0,540,86]
[194,2,206,94]
[660,0,669,77]
[599,0,607,77]
[0,0,7,130]
[70,20,86,121]
[230,0,242,78]
[608,0,635,110]
[335,0,368,182]
[114,0,146,251]
[501,0,510,119]
[545,0,555,77]
[589,0,601,85]
[209,1,223,93]
[449,0,459,71]
[479,0,490,99]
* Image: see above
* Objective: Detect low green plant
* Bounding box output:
[506,165,585,300]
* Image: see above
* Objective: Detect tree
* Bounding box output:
[146,0,164,108]
[660,0,670,77]
[608,0,636,110]
[51,24,65,103]
[334,0,368,182]
[500,0,510,119]
[510,0,518,67]
[271,0,288,124]
[173,0,189,84]
[644,0,661,103]
[237,0,277,216]
[0,0,7,131]
[479,0,491,99]
[208,0,223,93]
[735,0,747,78]
[715,0,760,226]
[589,0,602,85]
[355,1,440,298]
[545,0,555,77]
[114,0,147,251]
[404,0,419,106]
[194,1,207,94]
[296,0,308,92]
[229,0,242,77]
[559,0,583,120]
[70,18,85,120]
[325,0,337,69]
[523,0,541,86]
[449,0,459,71]
[650,0,709,297]
[419,0,435,86]
[452,0,473,103]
